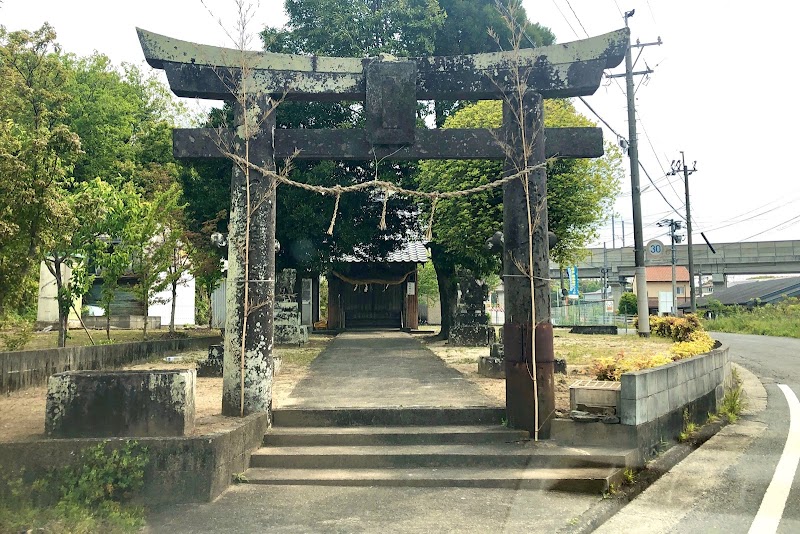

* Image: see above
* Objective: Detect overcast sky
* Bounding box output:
[3,0,799,250]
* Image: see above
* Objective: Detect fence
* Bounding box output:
[551,301,635,331]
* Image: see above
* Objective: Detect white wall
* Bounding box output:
[150,274,196,326]
[37,261,82,327]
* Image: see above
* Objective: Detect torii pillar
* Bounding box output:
[503,93,555,437]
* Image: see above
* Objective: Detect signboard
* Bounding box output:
[567,266,579,296]
[647,239,665,258]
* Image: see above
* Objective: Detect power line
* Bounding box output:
[564,0,590,38]
[640,161,685,220]
[550,0,580,39]
[702,197,800,234]
[741,213,800,241]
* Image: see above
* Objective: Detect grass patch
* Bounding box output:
[0,441,148,533]
[703,297,800,339]
[554,333,672,366]
[275,335,334,366]
[719,368,745,423]
[678,409,699,442]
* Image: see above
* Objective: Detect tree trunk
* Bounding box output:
[430,245,457,340]
[106,313,111,340]
[143,299,149,340]
[50,259,68,348]
[170,280,177,333]
[207,286,214,329]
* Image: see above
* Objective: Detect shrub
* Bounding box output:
[644,314,704,342]
[0,315,33,351]
[56,440,148,507]
[591,351,674,381]
[618,292,637,315]
[670,331,715,360]
[0,441,148,533]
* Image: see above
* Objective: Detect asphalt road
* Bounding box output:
[678,332,800,533]
[598,332,800,534]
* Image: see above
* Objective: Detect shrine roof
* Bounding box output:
[342,241,428,264]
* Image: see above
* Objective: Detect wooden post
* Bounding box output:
[503,92,555,438]
[222,99,277,417]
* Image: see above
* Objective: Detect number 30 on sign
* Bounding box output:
[647,239,664,256]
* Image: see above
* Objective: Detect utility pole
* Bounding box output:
[658,219,683,315]
[608,10,662,336]
[670,155,698,313]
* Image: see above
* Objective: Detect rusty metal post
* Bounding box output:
[222,98,277,417]
[502,92,555,438]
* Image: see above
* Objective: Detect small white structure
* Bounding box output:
[149,274,196,326]
[36,262,82,328]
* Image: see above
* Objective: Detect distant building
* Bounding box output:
[697,276,800,308]
[633,265,690,314]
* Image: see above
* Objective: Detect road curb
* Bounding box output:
[559,362,766,533]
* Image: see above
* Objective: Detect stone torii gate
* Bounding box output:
[138,28,628,437]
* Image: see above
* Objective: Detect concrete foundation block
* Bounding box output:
[621,375,646,401]
[619,397,637,425]
[45,370,196,438]
[478,356,505,379]
[449,324,494,347]
[570,380,621,413]
[197,345,224,377]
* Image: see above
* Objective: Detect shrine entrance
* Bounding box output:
[138,26,628,438]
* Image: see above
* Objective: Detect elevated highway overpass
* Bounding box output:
[550,240,800,286]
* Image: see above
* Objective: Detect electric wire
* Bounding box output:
[741,213,800,241]
[564,0,590,38]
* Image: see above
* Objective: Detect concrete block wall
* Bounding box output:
[1,335,220,393]
[619,346,730,426]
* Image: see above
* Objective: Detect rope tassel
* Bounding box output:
[379,194,389,231]
[327,190,341,236]
[425,195,439,241]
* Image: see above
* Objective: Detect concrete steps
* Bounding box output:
[243,466,623,493]
[272,407,506,427]
[247,410,635,493]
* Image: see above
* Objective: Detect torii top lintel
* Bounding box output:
[137,28,628,102]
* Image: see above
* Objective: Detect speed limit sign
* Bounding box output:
[647,239,664,257]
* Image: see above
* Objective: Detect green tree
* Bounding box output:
[0,24,81,316]
[44,179,125,347]
[618,292,637,315]
[187,211,227,329]
[64,54,186,190]
[263,0,446,57]
[127,184,183,339]
[417,99,621,337]
[431,0,554,125]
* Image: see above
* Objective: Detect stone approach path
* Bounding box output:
[280,331,499,409]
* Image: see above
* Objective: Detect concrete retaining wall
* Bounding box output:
[1,335,220,393]
[0,413,269,505]
[619,345,730,426]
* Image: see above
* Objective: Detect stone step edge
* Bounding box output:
[272,407,506,427]
[242,467,622,493]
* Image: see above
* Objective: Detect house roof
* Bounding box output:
[644,265,690,282]
[697,276,800,307]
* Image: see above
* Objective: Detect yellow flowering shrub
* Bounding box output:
[669,331,715,360]
[591,352,675,381]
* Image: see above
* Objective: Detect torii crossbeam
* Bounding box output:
[138,27,628,437]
